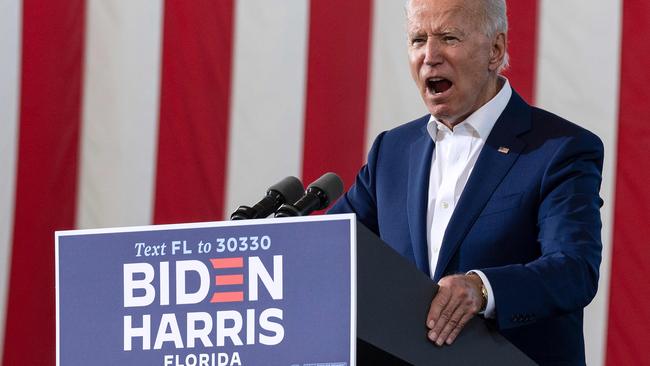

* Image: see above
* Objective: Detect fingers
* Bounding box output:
[426,285,450,328]
[445,312,474,345]
[426,274,483,346]
[428,291,461,345]
[433,303,465,346]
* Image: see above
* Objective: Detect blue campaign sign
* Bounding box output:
[56,214,356,366]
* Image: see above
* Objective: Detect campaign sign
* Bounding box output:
[56,214,356,366]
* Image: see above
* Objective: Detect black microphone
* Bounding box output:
[274,172,344,217]
[230,176,304,220]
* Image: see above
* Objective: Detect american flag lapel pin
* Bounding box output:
[498,146,510,154]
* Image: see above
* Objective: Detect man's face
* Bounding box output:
[407,0,505,126]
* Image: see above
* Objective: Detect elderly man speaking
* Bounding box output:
[329,0,604,364]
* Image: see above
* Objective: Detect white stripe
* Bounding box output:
[366,0,427,155]
[0,0,21,355]
[77,0,163,229]
[535,1,622,364]
[224,0,310,217]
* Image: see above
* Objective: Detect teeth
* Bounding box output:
[426,78,452,94]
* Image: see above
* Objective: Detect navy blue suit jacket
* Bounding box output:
[329,91,603,365]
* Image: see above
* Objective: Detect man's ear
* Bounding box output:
[488,32,507,71]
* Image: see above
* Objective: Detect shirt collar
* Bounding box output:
[427,77,512,140]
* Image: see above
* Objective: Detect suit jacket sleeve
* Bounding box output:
[481,129,604,329]
[328,131,386,235]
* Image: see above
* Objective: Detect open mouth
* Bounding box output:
[426,77,453,95]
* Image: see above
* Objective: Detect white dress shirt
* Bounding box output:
[426,78,512,318]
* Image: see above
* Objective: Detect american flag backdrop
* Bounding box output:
[0,0,649,365]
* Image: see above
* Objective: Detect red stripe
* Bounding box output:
[210,292,244,303]
[503,0,539,103]
[210,257,244,269]
[606,0,650,364]
[2,0,86,364]
[216,274,244,286]
[154,0,235,224]
[301,0,373,193]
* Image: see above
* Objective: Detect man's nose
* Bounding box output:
[423,39,442,66]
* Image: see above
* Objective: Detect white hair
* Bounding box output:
[482,0,509,72]
[482,0,508,37]
[406,0,510,72]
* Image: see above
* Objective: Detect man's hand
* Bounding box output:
[426,274,484,346]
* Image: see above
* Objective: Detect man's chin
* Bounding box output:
[426,106,452,121]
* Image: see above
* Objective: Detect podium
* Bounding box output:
[56,214,534,365]
[355,222,535,365]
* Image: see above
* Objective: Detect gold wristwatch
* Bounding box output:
[479,282,488,312]
[468,273,488,312]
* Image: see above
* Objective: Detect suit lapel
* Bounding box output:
[407,124,434,276]
[432,92,532,281]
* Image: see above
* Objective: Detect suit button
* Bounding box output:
[511,315,521,322]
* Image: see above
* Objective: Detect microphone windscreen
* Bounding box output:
[308,172,344,202]
[268,176,304,204]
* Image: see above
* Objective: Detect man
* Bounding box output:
[329,0,603,364]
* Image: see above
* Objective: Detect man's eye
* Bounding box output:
[443,36,459,43]
[411,37,426,45]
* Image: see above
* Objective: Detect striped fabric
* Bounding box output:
[1,1,648,365]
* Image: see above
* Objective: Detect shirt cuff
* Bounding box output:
[467,270,496,319]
